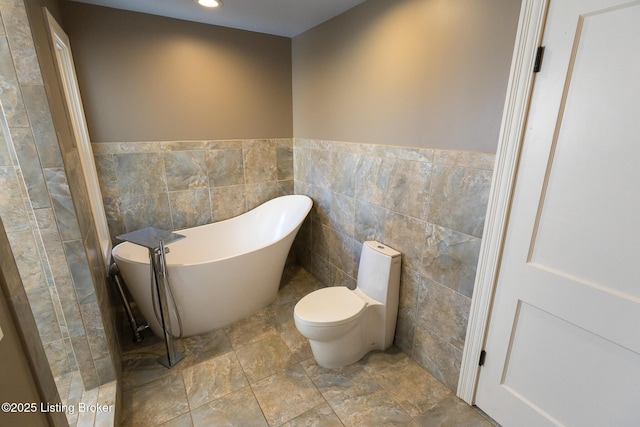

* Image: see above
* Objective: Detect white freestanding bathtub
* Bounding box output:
[112,195,312,338]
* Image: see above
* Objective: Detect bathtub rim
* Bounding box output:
[112,194,312,268]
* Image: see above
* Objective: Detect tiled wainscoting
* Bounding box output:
[93,139,294,241]
[293,138,494,391]
[92,137,495,394]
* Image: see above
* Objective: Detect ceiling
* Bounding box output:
[69,0,367,37]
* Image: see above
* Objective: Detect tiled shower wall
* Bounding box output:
[293,138,494,391]
[92,139,294,241]
[0,0,115,397]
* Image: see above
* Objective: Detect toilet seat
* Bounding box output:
[294,287,366,327]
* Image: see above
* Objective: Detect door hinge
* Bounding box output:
[533,46,545,73]
[479,350,487,366]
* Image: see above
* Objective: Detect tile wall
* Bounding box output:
[92,139,294,241]
[293,138,494,391]
[0,0,116,399]
[93,137,494,393]
[71,133,486,421]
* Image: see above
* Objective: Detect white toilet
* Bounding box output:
[294,241,401,368]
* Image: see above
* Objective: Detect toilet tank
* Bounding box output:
[356,241,401,305]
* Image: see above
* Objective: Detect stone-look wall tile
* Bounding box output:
[326,227,356,278]
[294,138,494,393]
[311,220,331,260]
[114,141,161,154]
[308,183,331,226]
[309,252,336,288]
[26,286,62,344]
[80,301,110,360]
[246,181,279,210]
[0,165,30,232]
[206,148,244,187]
[354,200,386,243]
[210,185,246,222]
[49,286,67,338]
[169,188,212,229]
[308,148,332,191]
[0,117,11,165]
[93,154,118,199]
[103,195,125,239]
[394,267,420,354]
[162,140,204,151]
[417,278,470,350]
[429,164,493,238]
[277,145,294,180]
[293,144,311,183]
[0,10,4,35]
[204,139,243,150]
[244,140,277,184]
[20,84,63,168]
[44,168,82,241]
[94,359,116,388]
[33,206,56,229]
[54,277,85,338]
[164,150,207,191]
[64,239,96,305]
[398,268,419,320]
[0,0,42,84]
[72,336,100,390]
[11,127,50,208]
[43,339,72,379]
[386,159,432,220]
[383,210,427,272]
[6,229,46,291]
[433,149,496,170]
[413,326,462,392]
[64,338,79,372]
[329,193,355,237]
[355,156,392,206]
[0,37,29,127]
[114,152,167,196]
[332,151,357,197]
[120,193,172,232]
[277,180,294,196]
[422,224,482,298]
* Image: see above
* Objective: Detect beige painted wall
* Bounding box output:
[0,287,49,427]
[59,1,293,142]
[292,0,521,152]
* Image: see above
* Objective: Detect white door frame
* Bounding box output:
[457,0,550,404]
[43,8,113,271]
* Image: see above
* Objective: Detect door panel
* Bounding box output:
[475,1,640,425]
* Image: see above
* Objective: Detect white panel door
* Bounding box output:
[475,1,640,426]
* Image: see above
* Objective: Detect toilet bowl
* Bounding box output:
[294,241,401,368]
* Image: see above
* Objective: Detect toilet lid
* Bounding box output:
[294,287,366,327]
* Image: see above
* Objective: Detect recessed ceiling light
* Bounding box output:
[197,0,222,8]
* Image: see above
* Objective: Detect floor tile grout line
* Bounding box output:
[119,266,495,427]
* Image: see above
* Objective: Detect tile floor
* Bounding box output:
[119,265,496,426]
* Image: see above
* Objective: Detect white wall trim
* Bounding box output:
[457,0,549,404]
[44,8,113,270]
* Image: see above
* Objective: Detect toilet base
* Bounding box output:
[307,322,381,368]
